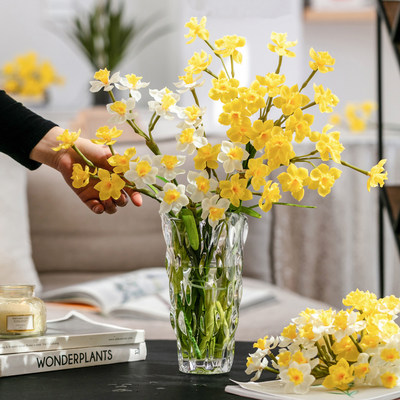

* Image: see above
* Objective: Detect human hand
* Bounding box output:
[30,127,142,214]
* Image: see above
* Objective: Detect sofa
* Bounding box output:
[0,108,330,341]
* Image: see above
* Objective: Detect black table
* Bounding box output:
[0,340,276,399]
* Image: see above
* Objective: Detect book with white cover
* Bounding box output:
[0,311,145,355]
[225,380,400,400]
[41,267,275,320]
[0,341,146,377]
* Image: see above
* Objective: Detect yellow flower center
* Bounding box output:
[179,129,194,144]
[209,206,224,221]
[288,368,304,385]
[164,189,180,204]
[94,69,110,84]
[110,101,127,115]
[136,160,152,177]
[126,74,142,87]
[185,106,200,121]
[381,348,400,362]
[161,93,177,110]
[195,176,210,193]
[227,147,243,160]
[161,155,179,170]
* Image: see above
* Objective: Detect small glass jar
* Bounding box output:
[0,285,46,338]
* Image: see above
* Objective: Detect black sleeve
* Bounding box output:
[0,90,58,170]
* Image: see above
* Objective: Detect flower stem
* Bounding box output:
[340,160,369,176]
[299,70,317,93]
[205,40,230,79]
[72,145,95,168]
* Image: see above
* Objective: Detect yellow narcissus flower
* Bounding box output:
[323,358,355,391]
[314,84,339,113]
[94,169,125,201]
[308,164,342,197]
[315,125,345,163]
[263,129,295,171]
[214,35,246,63]
[219,174,252,207]
[268,32,297,58]
[71,164,91,189]
[92,126,123,146]
[239,80,268,114]
[285,108,314,143]
[226,119,253,145]
[52,129,81,151]
[381,371,398,389]
[367,159,388,192]
[247,120,275,151]
[253,335,270,350]
[331,336,359,362]
[343,289,378,314]
[209,70,239,103]
[256,73,286,98]
[245,158,270,191]
[193,143,221,170]
[258,180,281,213]
[218,98,251,126]
[278,164,309,202]
[281,323,297,340]
[184,16,209,44]
[273,85,310,116]
[107,147,137,174]
[185,50,212,75]
[309,48,335,73]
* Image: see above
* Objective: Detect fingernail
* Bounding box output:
[93,205,103,214]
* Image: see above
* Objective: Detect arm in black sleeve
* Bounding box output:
[0,90,58,170]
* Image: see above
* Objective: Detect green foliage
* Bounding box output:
[70,0,171,71]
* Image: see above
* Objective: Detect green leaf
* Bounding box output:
[156,175,168,183]
[239,206,262,218]
[180,209,199,251]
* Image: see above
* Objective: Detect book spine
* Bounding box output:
[0,342,146,377]
[0,330,145,355]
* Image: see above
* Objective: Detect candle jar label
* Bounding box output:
[6,315,34,332]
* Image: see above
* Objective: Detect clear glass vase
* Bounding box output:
[161,212,248,374]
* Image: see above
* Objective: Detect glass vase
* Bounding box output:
[161,212,248,374]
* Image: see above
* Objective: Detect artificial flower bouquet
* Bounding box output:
[1,52,63,100]
[52,17,389,373]
[53,16,387,226]
[245,290,400,395]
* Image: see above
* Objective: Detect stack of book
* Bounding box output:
[0,311,146,377]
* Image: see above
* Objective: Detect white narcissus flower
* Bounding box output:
[89,69,120,92]
[158,183,189,214]
[176,126,208,155]
[186,170,218,203]
[174,73,205,93]
[201,195,230,228]
[245,349,270,382]
[106,98,136,124]
[217,140,249,173]
[148,87,180,120]
[153,154,186,181]
[115,73,149,101]
[124,155,158,189]
[332,310,367,343]
[176,104,206,127]
[279,361,315,394]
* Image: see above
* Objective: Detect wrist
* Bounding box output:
[29,126,68,170]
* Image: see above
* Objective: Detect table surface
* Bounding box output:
[0,340,275,399]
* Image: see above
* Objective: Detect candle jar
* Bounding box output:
[0,285,46,338]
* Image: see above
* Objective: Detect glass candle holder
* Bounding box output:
[0,285,46,338]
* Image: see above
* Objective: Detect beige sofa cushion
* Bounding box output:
[0,154,42,291]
